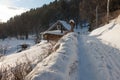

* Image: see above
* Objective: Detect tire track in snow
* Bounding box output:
[94,39,120,80]
[77,35,120,80]
[99,42,120,80]
[77,35,99,80]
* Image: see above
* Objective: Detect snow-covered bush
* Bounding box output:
[25,32,78,80]
[0,41,54,80]
[0,32,78,80]
[0,54,32,80]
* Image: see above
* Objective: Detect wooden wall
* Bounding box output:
[43,33,63,41]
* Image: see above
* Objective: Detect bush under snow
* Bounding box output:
[0,33,78,80]
[25,33,78,80]
[0,41,53,80]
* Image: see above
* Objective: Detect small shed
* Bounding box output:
[41,20,72,41]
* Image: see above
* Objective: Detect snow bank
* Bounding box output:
[25,33,78,80]
[0,41,53,69]
[90,15,120,49]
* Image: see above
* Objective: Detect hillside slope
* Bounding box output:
[90,15,120,49]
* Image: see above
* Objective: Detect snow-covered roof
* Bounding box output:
[42,20,89,35]
[48,20,71,31]
[43,30,65,35]
[59,20,71,30]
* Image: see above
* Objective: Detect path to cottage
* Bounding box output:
[76,35,120,80]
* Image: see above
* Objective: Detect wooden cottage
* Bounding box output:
[41,20,72,41]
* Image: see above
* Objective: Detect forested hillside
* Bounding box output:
[0,0,120,39]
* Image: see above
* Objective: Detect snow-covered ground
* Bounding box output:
[90,18,120,49]
[0,15,120,80]
[0,36,35,55]
[77,35,120,80]
[77,15,120,80]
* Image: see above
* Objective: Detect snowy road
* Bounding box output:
[77,35,120,80]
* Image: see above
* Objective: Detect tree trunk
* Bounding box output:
[96,5,98,28]
[107,0,110,23]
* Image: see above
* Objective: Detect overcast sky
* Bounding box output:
[0,0,54,22]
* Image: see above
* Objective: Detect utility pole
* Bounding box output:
[107,0,110,23]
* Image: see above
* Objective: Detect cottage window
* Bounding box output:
[57,25,63,33]
[57,25,61,30]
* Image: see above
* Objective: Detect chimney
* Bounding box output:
[69,20,75,32]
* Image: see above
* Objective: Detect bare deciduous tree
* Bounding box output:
[107,0,110,23]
